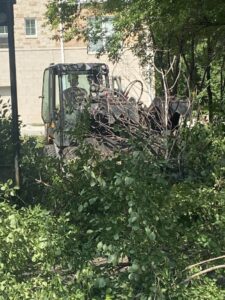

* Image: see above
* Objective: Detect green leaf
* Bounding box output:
[96,277,106,288]
[97,241,103,250]
[78,204,83,212]
[90,180,96,187]
[125,176,134,186]
[89,197,97,205]
[113,233,119,240]
[8,215,17,228]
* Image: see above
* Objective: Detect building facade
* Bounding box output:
[0,0,155,128]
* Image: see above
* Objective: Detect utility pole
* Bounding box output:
[0,0,20,186]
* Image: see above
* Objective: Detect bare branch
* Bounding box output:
[182,264,225,284]
[185,255,225,271]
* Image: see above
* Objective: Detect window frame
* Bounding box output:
[24,18,37,38]
[0,26,8,48]
[0,26,8,36]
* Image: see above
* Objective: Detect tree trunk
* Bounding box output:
[220,56,225,103]
[189,36,196,92]
[206,38,213,123]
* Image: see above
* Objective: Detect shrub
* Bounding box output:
[0,99,13,180]
[18,124,225,298]
[2,122,225,298]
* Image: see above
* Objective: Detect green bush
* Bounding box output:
[0,99,13,175]
[1,122,225,298]
[178,123,225,183]
[0,200,85,299]
[17,124,225,298]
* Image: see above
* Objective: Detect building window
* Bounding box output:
[0,26,8,48]
[0,26,8,35]
[25,18,37,37]
[88,17,114,54]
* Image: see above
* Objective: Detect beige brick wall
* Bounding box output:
[14,0,86,49]
[0,51,10,86]
[14,0,56,49]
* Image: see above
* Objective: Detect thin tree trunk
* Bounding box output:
[180,36,196,97]
[206,38,213,123]
[220,56,225,103]
[189,36,195,92]
[172,55,180,96]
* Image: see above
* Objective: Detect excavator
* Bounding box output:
[41,63,143,157]
[41,62,190,158]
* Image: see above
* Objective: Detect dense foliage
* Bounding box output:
[1,1,225,298]
[0,99,13,171]
[1,120,225,298]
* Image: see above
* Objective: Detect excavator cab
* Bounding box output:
[41,63,110,150]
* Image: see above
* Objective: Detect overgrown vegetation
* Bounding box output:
[0,100,12,162]
[0,0,225,298]
[1,114,225,298]
[0,99,13,181]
